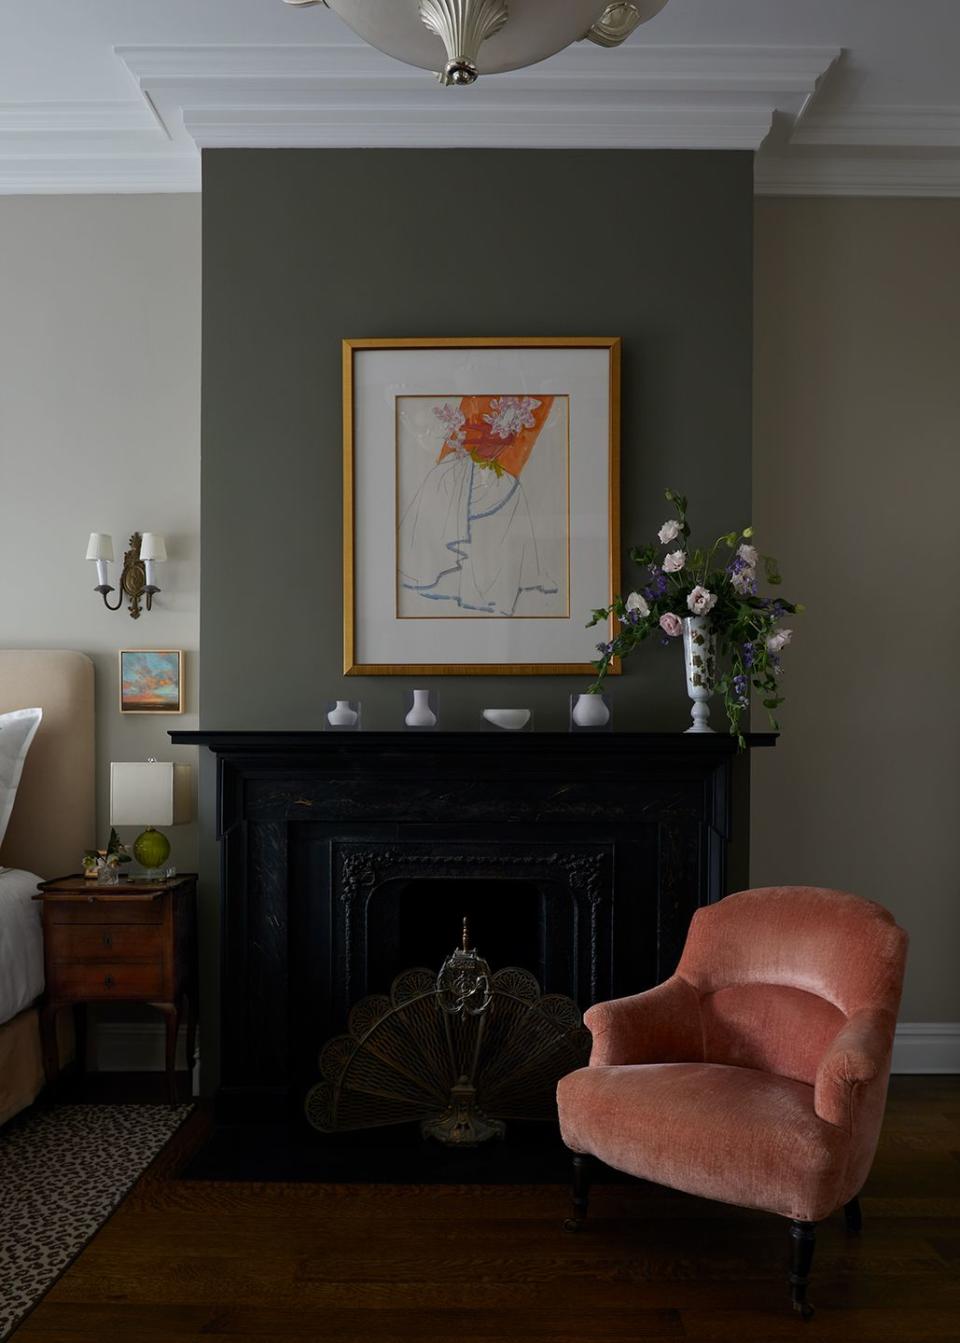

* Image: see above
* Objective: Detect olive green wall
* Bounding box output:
[198,148,754,1090]
[200,150,754,733]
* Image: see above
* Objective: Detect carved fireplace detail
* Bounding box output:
[172,730,771,1121]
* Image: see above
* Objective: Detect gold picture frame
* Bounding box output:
[118,649,184,714]
[343,336,621,676]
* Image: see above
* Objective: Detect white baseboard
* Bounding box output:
[891,1023,960,1074]
[91,1022,199,1093]
[93,1022,960,1081]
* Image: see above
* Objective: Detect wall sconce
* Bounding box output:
[86,531,166,619]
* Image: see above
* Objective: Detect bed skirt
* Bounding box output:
[0,1007,73,1127]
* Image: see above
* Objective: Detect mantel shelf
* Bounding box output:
[171,730,777,753]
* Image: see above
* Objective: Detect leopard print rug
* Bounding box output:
[0,1103,192,1340]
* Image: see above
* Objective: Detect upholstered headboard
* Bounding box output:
[0,650,95,880]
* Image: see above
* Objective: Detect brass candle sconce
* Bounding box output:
[86,531,166,619]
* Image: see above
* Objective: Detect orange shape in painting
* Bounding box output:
[437,395,555,479]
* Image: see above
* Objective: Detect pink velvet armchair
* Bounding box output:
[557,886,908,1318]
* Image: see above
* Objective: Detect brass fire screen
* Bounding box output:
[306,956,589,1147]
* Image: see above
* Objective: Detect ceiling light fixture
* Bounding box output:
[284,1,669,86]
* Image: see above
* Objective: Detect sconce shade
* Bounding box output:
[139,533,167,562]
[85,532,114,562]
[110,761,192,827]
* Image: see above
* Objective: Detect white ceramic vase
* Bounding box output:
[682,616,717,734]
[327,700,359,728]
[572,693,610,728]
[405,689,437,728]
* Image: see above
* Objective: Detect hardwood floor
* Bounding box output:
[13,1077,960,1342]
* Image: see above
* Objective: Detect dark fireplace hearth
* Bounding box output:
[172,730,772,1130]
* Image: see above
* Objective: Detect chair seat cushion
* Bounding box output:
[557,1061,852,1222]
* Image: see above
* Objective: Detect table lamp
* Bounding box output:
[110,760,192,877]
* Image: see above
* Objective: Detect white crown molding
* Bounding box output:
[891,1023,960,1075]
[1,41,958,196]
[117,42,840,153]
[791,104,960,148]
[756,153,960,198]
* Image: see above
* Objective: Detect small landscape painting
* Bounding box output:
[119,649,183,714]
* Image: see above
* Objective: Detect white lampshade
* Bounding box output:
[85,532,114,562]
[139,533,167,562]
[110,761,192,827]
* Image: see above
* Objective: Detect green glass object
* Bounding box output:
[133,826,171,872]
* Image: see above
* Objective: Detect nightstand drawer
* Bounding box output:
[50,961,164,1000]
[47,924,162,963]
[47,900,164,926]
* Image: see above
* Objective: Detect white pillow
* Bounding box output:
[0,707,42,850]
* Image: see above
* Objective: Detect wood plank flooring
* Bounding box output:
[13,1077,960,1342]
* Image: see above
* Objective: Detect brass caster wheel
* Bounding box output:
[563,1217,584,1233]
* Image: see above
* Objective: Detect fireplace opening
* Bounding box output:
[366,877,550,993]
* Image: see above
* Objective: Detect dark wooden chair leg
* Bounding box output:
[788,1220,816,1319]
[563,1154,592,1232]
[843,1196,862,1233]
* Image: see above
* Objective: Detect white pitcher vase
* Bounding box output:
[405,689,437,729]
[682,616,716,734]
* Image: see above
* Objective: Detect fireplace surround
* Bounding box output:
[172,730,773,1122]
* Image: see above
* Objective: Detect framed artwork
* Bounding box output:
[118,649,183,714]
[343,337,620,675]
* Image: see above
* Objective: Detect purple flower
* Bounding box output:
[596,641,616,656]
[742,642,756,669]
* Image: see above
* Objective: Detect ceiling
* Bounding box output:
[1,0,958,195]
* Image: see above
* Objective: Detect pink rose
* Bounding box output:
[662,550,686,574]
[687,585,718,616]
[659,612,682,638]
[766,628,793,654]
[658,519,682,544]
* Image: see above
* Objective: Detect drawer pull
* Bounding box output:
[103,974,115,989]
[102,933,113,949]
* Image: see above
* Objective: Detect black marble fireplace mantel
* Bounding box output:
[172,730,774,1120]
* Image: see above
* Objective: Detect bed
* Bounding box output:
[0,650,94,1125]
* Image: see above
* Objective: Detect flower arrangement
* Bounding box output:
[587,489,801,744]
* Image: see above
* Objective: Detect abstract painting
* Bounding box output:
[396,393,569,619]
[119,649,183,714]
[344,337,620,675]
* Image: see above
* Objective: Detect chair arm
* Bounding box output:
[583,975,703,1067]
[814,1007,898,1130]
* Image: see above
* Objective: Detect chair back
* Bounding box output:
[677,887,908,1086]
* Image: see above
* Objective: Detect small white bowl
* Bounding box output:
[482,708,531,732]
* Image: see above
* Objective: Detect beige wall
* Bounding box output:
[0,195,201,873]
[752,198,960,1023]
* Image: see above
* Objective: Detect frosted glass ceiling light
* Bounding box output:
[284,1,670,84]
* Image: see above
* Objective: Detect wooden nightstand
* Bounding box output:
[34,874,198,1104]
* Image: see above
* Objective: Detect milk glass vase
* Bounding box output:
[682,617,717,733]
[404,689,438,729]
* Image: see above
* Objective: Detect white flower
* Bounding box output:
[687,585,717,616]
[625,591,650,618]
[738,543,759,567]
[658,519,682,544]
[730,567,754,594]
[482,395,541,441]
[662,550,686,574]
[766,628,793,655]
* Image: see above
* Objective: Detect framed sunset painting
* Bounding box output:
[119,649,183,714]
[343,337,620,675]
